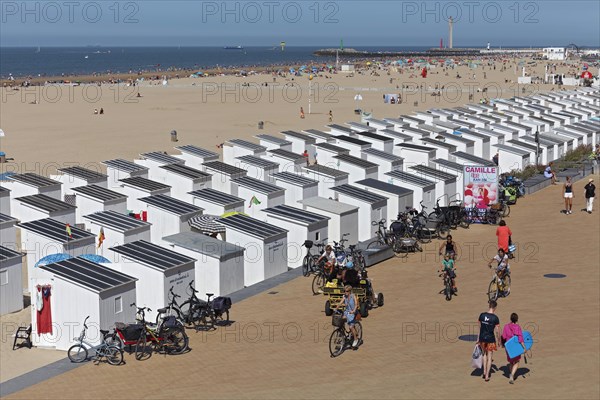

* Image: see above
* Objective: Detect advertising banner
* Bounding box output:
[463,165,499,209]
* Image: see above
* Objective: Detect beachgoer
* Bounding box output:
[501,312,526,384]
[302,150,309,166]
[563,176,573,214]
[328,110,333,122]
[99,108,104,115]
[300,107,305,119]
[584,178,595,214]
[317,245,337,282]
[478,300,501,382]
[544,162,556,184]
[338,285,360,347]
[496,220,512,253]
[439,235,457,259]
[488,248,510,283]
[94,108,98,114]
[492,152,499,166]
[441,253,457,293]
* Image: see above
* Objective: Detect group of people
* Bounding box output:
[563,176,596,214]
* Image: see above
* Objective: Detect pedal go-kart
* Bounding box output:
[323,278,384,318]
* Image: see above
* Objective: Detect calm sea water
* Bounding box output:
[0,46,436,78]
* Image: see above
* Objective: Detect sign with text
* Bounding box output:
[463,165,499,209]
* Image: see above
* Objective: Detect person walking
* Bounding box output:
[478,300,501,382]
[496,220,512,254]
[501,313,526,384]
[300,107,305,119]
[563,176,574,214]
[584,178,595,214]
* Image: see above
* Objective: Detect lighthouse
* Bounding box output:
[448,17,454,49]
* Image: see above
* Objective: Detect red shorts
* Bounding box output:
[480,342,497,352]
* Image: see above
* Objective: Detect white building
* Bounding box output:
[543,47,566,60]
[302,129,335,144]
[109,240,196,321]
[330,184,387,242]
[255,134,293,151]
[51,166,108,197]
[0,245,24,315]
[135,151,184,181]
[301,165,350,200]
[116,177,171,212]
[264,149,306,174]
[314,142,350,168]
[231,176,286,220]
[154,164,212,204]
[188,188,245,216]
[4,173,62,201]
[83,210,152,260]
[493,144,532,173]
[355,179,414,223]
[262,205,329,269]
[0,213,19,248]
[202,161,247,195]
[361,148,404,181]
[218,214,288,287]
[163,232,245,298]
[235,155,280,184]
[408,165,459,205]
[32,257,137,351]
[333,154,379,183]
[223,139,267,165]
[298,197,359,245]
[271,172,319,204]
[72,185,128,225]
[281,131,317,164]
[419,137,458,162]
[173,145,219,171]
[139,194,203,246]
[354,131,394,153]
[102,159,149,189]
[12,194,76,225]
[334,135,372,158]
[394,143,437,170]
[385,170,436,211]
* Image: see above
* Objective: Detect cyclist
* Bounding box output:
[317,245,337,282]
[488,248,510,286]
[439,235,458,260]
[441,253,457,294]
[338,285,360,348]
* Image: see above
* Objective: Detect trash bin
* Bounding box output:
[0,152,5,163]
[258,121,264,130]
[170,130,178,142]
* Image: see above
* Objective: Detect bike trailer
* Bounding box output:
[212,296,232,311]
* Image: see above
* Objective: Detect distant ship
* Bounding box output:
[224,46,244,50]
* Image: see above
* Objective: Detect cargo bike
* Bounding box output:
[323,278,383,318]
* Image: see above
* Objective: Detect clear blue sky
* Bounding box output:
[1,1,599,47]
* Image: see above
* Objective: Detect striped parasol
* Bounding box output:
[188,214,226,234]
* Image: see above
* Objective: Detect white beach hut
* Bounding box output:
[364,118,394,132]
[139,194,202,246]
[434,132,476,154]
[506,139,543,164]
[72,185,128,225]
[474,128,506,147]
[4,173,62,200]
[355,178,414,222]
[298,197,359,245]
[301,165,350,200]
[188,188,244,216]
[452,151,496,167]
[378,129,413,145]
[314,142,350,169]
[0,186,10,215]
[116,177,171,212]
[271,172,319,204]
[490,124,517,141]
[419,138,458,162]
[12,194,76,224]
[0,213,18,247]
[434,120,462,134]
[264,149,306,173]
[354,131,394,153]
[334,135,372,157]
[281,131,317,163]
[102,159,149,189]
[231,176,285,220]
[493,144,532,173]
[362,148,404,181]
[0,245,24,316]
[135,152,184,181]
[18,218,96,283]
[235,155,280,184]
[347,122,376,133]
[155,164,212,203]
[83,210,151,259]
[431,159,465,185]
[223,139,267,165]
[455,129,491,159]
[51,166,108,197]
[385,170,436,211]
[262,205,329,269]
[394,143,437,170]
[173,145,219,171]
[217,214,288,286]
[162,232,245,297]
[330,184,387,242]
[32,257,137,350]
[109,240,196,321]
[255,134,293,151]
[409,165,459,206]
[327,124,355,136]
[302,129,335,144]
[202,161,247,195]
[333,154,379,183]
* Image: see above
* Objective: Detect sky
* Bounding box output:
[1,1,599,47]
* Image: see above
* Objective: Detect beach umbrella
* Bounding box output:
[35,253,71,267]
[289,68,295,73]
[299,65,307,70]
[188,214,226,234]
[80,254,111,264]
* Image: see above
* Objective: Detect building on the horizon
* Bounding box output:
[448,17,454,49]
[543,47,566,60]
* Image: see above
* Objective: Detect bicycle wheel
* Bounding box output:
[312,273,324,295]
[417,227,432,244]
[329,328,346,357]
[179,300,202,327]
[459,211,471,229]
[67,344,88,363]
[354,321,363,341]
[302,254,312,277]
[163,327,189,355]
[502,204,511,218]
[105,345,124,365]
[135,334,152,361]
[445,281,452,301]
[502,275,512,297]
[487,279,499,302]
[155,307,182,326]
[367,240,383,249]
[437,224,450,239]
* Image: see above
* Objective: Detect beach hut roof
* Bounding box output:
[102,159,148,173]
[15,194,75,213]
[331,184,387,205]
[385,170,435,187]
[175,145,219,159]
[119,177,171,192]
[262,204,329,224]
[18,218,94,243]
[188,188,244,207]
[83,210,150,233]
[139,151,183,165]
[110,240,196,272]
[72,185,127,202]
[139,194,202,216]
[8,173,60,188]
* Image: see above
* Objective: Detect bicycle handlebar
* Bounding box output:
[83,315,90,329]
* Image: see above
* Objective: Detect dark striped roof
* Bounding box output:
[268,149,305,161]
[159,164,211,180]
[72,185,127,202]
[228,139,267,152]
[236,155,279,169]
[331,184,387,204]
[385,170,436,187]
[102,159,149,173]
[362,148,403,162]
[18,218,94,243]
[355,178,413,196]
[409,165,458,181]
[262,204,329,224]
[0,245,22,262]
[9,173,60,188]
[0,213,18,224]
[57,166,107,181]
[334,135,371,147]
[255,134,292,146]
[83,210,150,232]
[188,188,244,206]
[281,130,315,142]
[119,177,171,192]
[15,194,75,213]
[271,172,318,187]
[333,154,378,169]
[302,164,349,178]
[140,194,202,216]
[139,151,183,165]
[218,214,287,239]
[110,240,196,271]
[203,161,247,175]
[452,151,496,166]
[232,176,285,195]
[302,129,333,140]
[315,143,350,153]
[175,145,219,159]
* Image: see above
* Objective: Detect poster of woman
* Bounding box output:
[463,166,499,209]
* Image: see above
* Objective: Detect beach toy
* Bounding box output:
[505,330,533,359]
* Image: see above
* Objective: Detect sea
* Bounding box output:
[0,46,438,79]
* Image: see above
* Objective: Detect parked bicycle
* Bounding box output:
[190,293,232,331]
[130,304,188,361]
[328,311,363,358]
[67,316,123,365]
[302,239,327,277]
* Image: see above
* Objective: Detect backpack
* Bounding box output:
[212,296,232,312]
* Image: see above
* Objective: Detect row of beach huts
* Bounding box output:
[0,87,598,351]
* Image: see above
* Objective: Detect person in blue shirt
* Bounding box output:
[442,253,457,293]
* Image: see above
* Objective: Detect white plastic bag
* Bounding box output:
[471,344,483,369]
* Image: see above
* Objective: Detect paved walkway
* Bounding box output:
[4,176,599,399]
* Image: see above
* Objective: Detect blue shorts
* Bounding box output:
[344,311,356,326]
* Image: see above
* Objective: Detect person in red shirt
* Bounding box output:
[496,220,512,253]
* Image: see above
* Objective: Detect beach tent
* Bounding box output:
[34,253,71,268]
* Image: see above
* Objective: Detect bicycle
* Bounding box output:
[302,240,327,277]
[132,304,188,361]
[191,293,231,331]
[367,219,396,248]
[328,311,363,358]
[438,270,455,302]
[487,269,511,301]
[67,316,123,365]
